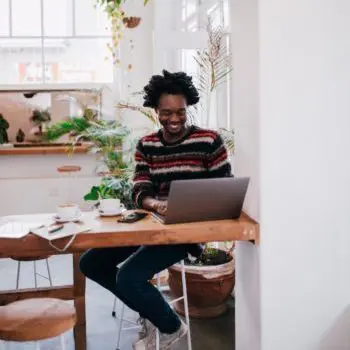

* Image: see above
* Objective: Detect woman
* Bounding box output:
[79,70,232,350]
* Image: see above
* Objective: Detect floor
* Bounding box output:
[0,255,235,350]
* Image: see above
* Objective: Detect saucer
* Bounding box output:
[53,213,82,223]
[98,208,126,217]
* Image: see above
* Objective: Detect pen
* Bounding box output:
[48,224,64,234]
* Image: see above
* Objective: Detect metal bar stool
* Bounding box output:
[0,298,76,350]
[114,260,192,350]
[112,271,169,349]
[11,256,53,290]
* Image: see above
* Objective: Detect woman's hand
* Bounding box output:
[153,200,168,215]
[142,197,168,215]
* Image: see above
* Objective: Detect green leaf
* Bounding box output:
[44,117,90,141]
[144,0,150,5]
[84,186,100,201]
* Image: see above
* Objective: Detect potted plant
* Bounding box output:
[46,106,136,209]
[168,243,235,318]
[84,176,133,209]
[0,114,9,144]
[29,108,51,138]
[44,91,103,142]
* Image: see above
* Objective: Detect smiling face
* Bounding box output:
[157,94,187,137]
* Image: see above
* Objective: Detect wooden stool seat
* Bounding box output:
[0,298,76,342]
[10,255,51,262]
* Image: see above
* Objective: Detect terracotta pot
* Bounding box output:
[168,256,235,318]
[123,16,141,28]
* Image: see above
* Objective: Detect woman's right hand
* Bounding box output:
[142,197,168,215]
[153,200,168,215]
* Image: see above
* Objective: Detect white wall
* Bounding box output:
[117,0,155,133]
[230,0,261,349]
[259,1,350,350]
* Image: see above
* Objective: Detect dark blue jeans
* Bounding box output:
[79,245,189,333]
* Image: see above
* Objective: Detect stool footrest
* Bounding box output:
[169,296,184,305]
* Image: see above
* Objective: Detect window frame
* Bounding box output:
[0,0,113,88]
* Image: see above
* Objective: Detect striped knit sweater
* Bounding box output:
[132,125,232,208]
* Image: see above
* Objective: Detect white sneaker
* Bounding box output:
[133,318,156,350]
[159,321,188,349]
[133,320,187,350]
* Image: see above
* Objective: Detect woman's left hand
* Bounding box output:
[154,200,168,215]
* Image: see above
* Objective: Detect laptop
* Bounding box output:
[152,177,250,225]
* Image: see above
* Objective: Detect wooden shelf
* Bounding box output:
[0,145,89,156]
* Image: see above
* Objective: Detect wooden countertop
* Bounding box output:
[0,211,259,257]
[0,144,89,156]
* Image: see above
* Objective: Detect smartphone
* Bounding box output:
[117,212,148,223]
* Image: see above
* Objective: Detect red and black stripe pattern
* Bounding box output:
[132,126,232,208]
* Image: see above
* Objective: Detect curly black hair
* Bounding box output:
[143,70,200,109]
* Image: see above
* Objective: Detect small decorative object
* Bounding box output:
[23,92,37,99]
[0,114,9,144]
[123,16,141,28]
[16,128,25,143]
[29,108,51,137]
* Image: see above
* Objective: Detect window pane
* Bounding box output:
[75,0,110,36]
[43,38,113,83]
[180,49,198,76]
[0,0,9,35]
[0,39,44,84]
[12,0,41,36]
[223,0,229,28]
[43,0,73,37]
[179,49,200,124]
[207,4,222,28]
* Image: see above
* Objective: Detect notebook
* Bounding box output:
[31,222,90,241]
[0,221,44,239]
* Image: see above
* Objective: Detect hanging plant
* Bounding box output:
[95,0,150,65]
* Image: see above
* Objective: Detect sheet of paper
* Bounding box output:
[31,222,90,241]
[0,221,44,239]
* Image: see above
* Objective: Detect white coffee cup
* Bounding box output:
[56,203,79,219]
[99,198,121,213]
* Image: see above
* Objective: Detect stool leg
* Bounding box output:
[156,273,161,350]
[116,303,125,350]
[16,261,21,289]
[112,297,117,318]
[35,341,40,350]
[1,340,7,350]
[181,260,192,350]
[60,334,66,350]
[34,261,38,288]
[45,258,53,287]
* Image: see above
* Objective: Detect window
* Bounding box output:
[154,0,231,128]
[0,0,113,86]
